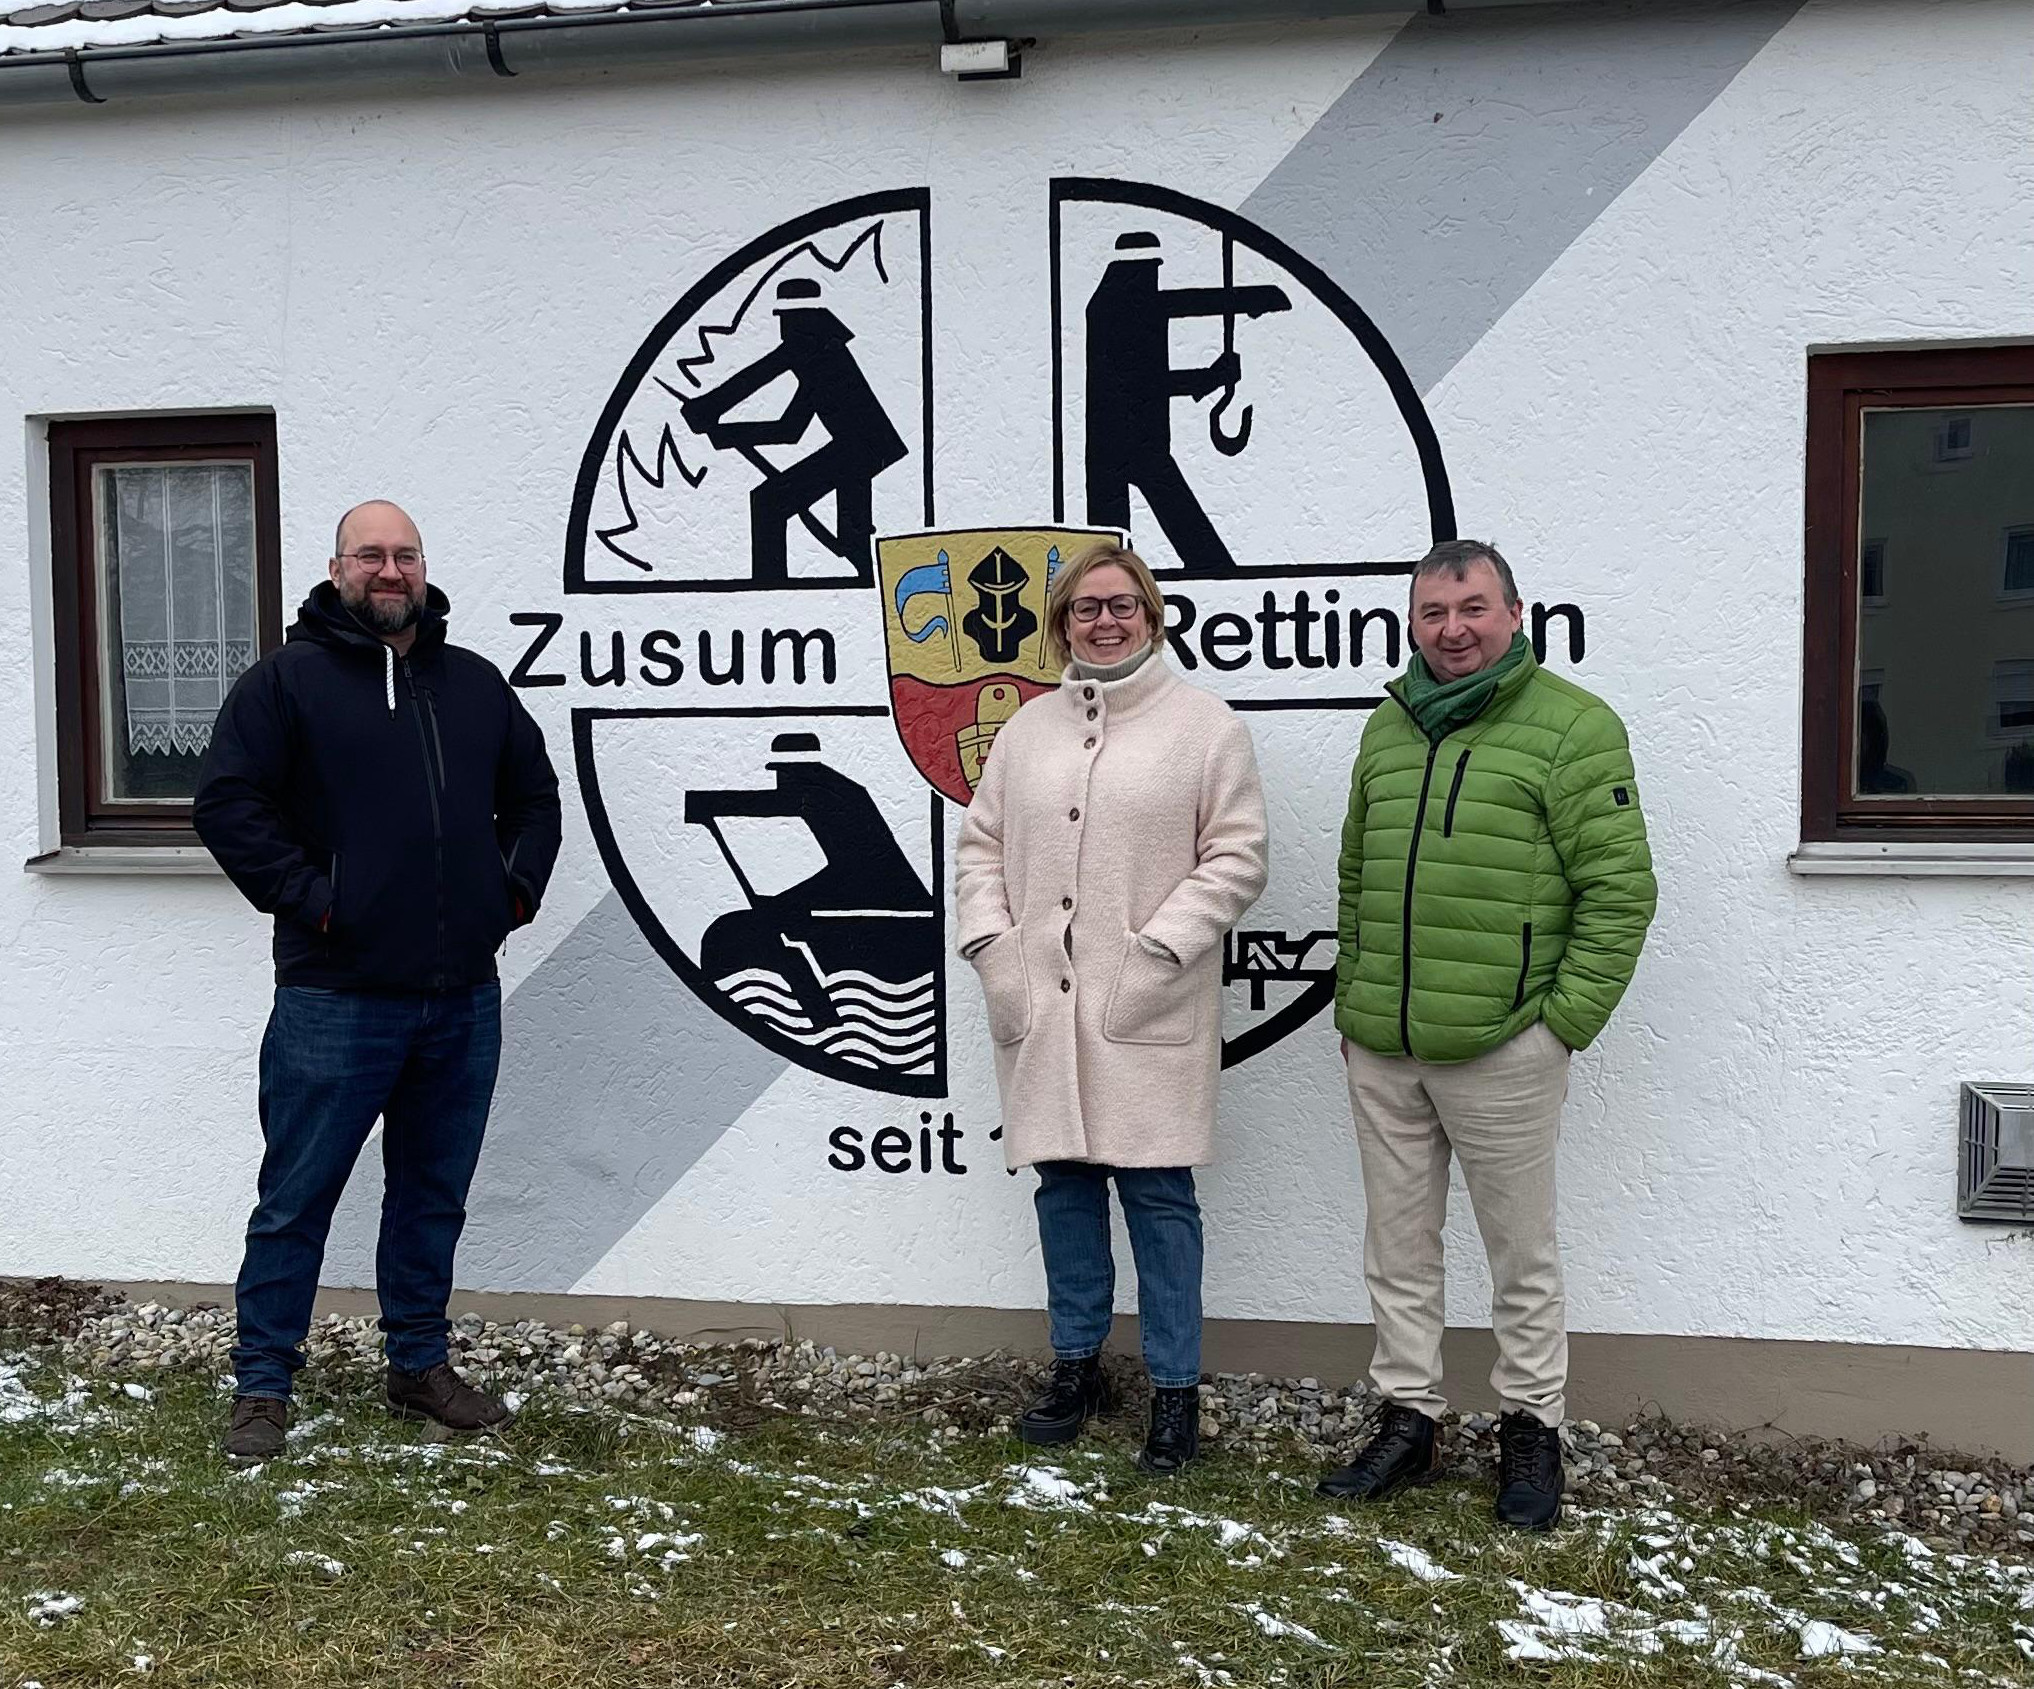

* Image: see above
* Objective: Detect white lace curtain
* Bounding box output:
[101,464,258,760]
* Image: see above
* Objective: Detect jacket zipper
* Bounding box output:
[1513,922,1534,1011]
[1399,733,1445,1057]
[402,657,447,988]
[423,693,448,792]
[1442,749,1471,838]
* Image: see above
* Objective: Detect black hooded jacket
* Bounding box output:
[194,581,562,992]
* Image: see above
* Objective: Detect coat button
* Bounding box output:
[1086,708,1097,721]
[1060,978,1071,993]
[1061,896,1072,910]
[1084,737,1095,750]
[1068,807,1080,821]
[1083,687,1094,700]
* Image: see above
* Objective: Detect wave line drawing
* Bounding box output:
[719,964,936,1073]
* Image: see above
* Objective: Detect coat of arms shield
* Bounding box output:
[876,527,1119,803]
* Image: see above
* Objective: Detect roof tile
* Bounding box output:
[6,2,83,25]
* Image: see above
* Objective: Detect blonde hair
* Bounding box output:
[1043,542,1167,669]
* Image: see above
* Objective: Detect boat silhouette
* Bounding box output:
[685,734,938,1073]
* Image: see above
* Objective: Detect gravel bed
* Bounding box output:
[7,1276,2030,1556]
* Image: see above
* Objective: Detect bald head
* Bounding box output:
[330,500,428,645]
[334,499,421,560]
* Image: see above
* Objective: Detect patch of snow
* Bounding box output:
[281,1552,347,1578]
[895,1482,988,1519]
[1513,1583,1610,1638]
[1138,1501,1270,1552]
[1172,1644,1235,1687]
[120,1382,153,1402]
[284,1410,340,1444]
[1797,1621,1878,1660]
[276,1480,342,1519]
[0,1363,97,1429]
[685,1426,724,1451]
[1377,1538,1460,1583]
[26,1591,83,1627]
[634,1531,703,1554]
[1235,1603,1333,1649]
[1001,1464,1091,1512]
[39,1467,104,1491]
[940,1548,968,1568]
[1498,1623,1580,1663]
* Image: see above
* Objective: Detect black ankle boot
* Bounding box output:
[1137,1385,1201,1476]
[1494,1411,1564,1531]
[1314,1403,1442,1500]
[1015,1356,1111,1446]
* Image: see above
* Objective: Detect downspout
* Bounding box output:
[0,0,1566,111]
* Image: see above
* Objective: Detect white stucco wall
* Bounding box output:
[2,0,2030,1358]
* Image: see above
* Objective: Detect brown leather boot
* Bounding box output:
[385,1363,512,1432]
[222,1396,288,1460]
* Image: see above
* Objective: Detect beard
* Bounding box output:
[338,576,423,635]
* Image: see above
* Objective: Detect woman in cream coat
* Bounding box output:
[955,543,1268,1475]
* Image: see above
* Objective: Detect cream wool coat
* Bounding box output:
[954,652,1269,1170]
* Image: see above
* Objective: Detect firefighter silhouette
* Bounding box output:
[1085,230,1290,573]
[959,547,1037,665]
[679,277,908,583]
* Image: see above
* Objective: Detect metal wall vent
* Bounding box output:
[1959,1082,2034,1222]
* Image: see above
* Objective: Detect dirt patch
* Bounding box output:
[0,1275,119,1343]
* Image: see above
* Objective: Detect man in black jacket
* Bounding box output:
[195,500,561,1459]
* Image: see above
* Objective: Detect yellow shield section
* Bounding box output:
[877,527,1117,803]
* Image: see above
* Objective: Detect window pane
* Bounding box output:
[1855,404,2034,798]
[94,462,260,804]
[2006,528,2034,595]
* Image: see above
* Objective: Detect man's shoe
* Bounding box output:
[1494,1411,1565,1531]
[1314,1403,1442,1500]
[223,1396,288,1460]
[1136,1385,1201,1476]
[1014,1356,1111,1447]
[385,1363,512,1433]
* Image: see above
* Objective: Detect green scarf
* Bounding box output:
[1393,632,1530,742]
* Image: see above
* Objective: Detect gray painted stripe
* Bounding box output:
[325,890,789,1293]
[1242,0,1802,397]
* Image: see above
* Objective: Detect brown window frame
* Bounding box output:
[1802,347,2034,842]
[48,414,283,848]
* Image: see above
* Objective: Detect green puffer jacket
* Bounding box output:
[1335,651,1657,1062]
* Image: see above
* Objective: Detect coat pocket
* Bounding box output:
[1103,930,1198,1047]
[972,925,1032,1045]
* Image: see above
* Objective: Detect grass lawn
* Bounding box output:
[3,1353,2030,1688]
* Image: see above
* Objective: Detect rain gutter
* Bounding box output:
[0,0,1592,110]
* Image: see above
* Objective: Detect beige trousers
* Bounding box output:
[1344,1019,1572,1427]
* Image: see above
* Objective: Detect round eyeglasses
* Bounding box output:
[1070,594,1142,622]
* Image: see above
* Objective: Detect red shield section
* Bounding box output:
[890,673,1054,804]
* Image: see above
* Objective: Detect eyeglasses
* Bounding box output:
[1070,594,1143,623]
[339,549,425,573]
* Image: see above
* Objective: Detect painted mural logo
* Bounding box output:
[527,180,1478,1100]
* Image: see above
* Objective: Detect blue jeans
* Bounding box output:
[232,985,502,1400]
[1033,1162,1203,1389]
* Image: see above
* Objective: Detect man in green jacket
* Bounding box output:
[1317,540,1656,1531]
